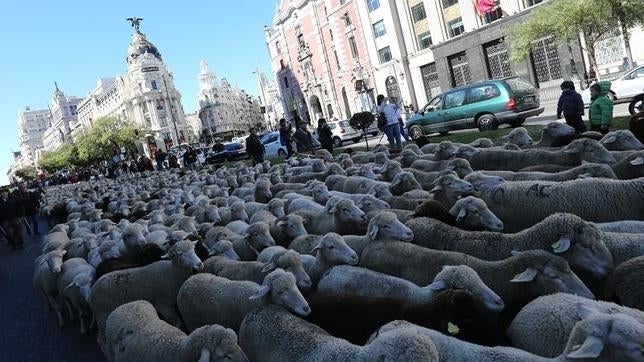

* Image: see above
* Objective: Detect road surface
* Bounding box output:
[0,220,105,362]
[337,102,630,150]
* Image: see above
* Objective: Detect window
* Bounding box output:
[443,90,466,109]
[334,50,342,70]
[329,29,334,41]
[417,31,432,50]
[411,4,427,23]
[378,46,392,63]
[448,18,465,38]
[275,41,281,53]
[349,36,359,58]
[467,84,501,104]
[367,0,380,12]
[524,0,544,7]
[151,80,158,90]
[156,99,165,110]
[340,0,346,4]
[420,62,441,100]
[442,0,459,7]
[372,20,386,38]
[283,76,289,89]
[343,13,351,26]
[280,59,285,69]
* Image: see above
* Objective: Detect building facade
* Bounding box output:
[43,83,82,152]
[197,60,265,138]
[74,25,190,148]
[17,107,50,168]
[256,70,285,131]
[265,0,376,124]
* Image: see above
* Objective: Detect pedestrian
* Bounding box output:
[556,80,587,134]
[183,147,198,170]
[588,81,614,134]
[168,153,180,169]
[246,128,266,166]
[377,94,402,151]
[317,118,333,154]
[0,188,24,250]
[279,118,294,158]
[155,151,167,170]
[14,183,40,235]
[293,121,314,154]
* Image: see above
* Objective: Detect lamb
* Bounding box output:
[604,255,644,310]
[341,176,390,195]
[286,233,359,285]
[33,250,67,327]
[342,212,414,255]
[317,264,504,314]
[611,151,644,179]
[445,196,504,231]
[409,161,474,187]
[104,300,248,362]
[95,243,165,279]
[326,192,390,213]
[305,289,505,347]
[230,222,276,261]
[389,171,423,195]
[600,129,643,151]
[428,172,474,208]
[599,231,644,267]
[501,127,533,148]
[64,235,98,260]
[219,201,250,225]
[231,178,272,203]
[287,163,347,183]
[281,184,333,207]
[119,223,148,258]
[360,244,594,316]
[593,220,644,233]
[195,239,240,262]
[205,249,312,289]
[461,138,616,171]
[294,198,367,235]
[374,160,403,182]
[238,305,439,362]
[90,240,203,339]
[244,198,286,219]
[476,163,618,182]
[177,269,310,332]
[507,292,644,357]
[377,311,644,362]
[478,178,644,231]
[56,258,96,334]
[405,213,613,278]
[226,220,250,235]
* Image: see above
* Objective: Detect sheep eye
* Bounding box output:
[328,245,335,250]
[277,290,285,295]
[342,208,349,212]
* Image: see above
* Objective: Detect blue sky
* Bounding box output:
[0,0,279,184]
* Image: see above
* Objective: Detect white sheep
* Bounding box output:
[593,220,644,233]
[56,258,96,334]
[294,198,367,235]
[342,212,414,255]
[229,222,276,261]
[105,300,248,362]
[177,269,310,332]
[33,250,67,327]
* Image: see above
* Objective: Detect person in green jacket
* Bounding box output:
[588,81,614,134]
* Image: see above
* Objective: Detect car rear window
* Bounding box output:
[505,78,535,93]
[339,121,350,128]
[328,123,337,130]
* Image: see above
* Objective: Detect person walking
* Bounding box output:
[589,81,614,134]
[0,188,24,250]
[377,94,402,151]
[183,147,198,170]
[13,183,40,235]
[246,128,266,166]
[279,118,294,159]
[556,80,587,134]
[317,118,333,154]
[293,121,314,154]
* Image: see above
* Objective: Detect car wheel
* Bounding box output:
[509,119,525,127]
[606,92,616,101]
[629,96,644,115]
[409,125,424,141]
[439,131,449,136]
[353,137,362,144]
[477,114,499,132]
[333,137,342,148]
[277,149,286,157]
[371,131,378,137]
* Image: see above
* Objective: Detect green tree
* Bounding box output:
[14,166,37,181]
[74,116,146,164]
[38,143,78,173]
[507,0,644,77]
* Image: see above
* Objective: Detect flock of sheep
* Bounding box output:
[34,121,644,361]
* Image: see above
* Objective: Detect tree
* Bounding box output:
[349,112,375,151]
[74,116,146,164]
[609,0,644,66]
[14,166,37,181]
[38,144,78,173]
[507,0,644,77]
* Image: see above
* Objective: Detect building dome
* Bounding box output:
[127,31,162,64]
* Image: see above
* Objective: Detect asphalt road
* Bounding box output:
[0,219,105,362]
[336,102,630,150]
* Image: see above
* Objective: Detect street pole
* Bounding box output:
[162,74,180,146]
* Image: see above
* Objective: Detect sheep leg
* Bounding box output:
[47,293,64,328]
[156,304,184,329]
[64,299,74,321]
[78,308,87,335]
[41,290,52,311]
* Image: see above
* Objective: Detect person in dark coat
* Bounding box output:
[293,121,314,154]
[183,147,198,170]
[13,183,40,235]
[279,118,294,159]
[317,118,333,154]
[0,188,24,250]
[246,128,266,166]
[169,153,180,169]
[557,80,586,134]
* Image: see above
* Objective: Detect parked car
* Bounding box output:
[261,131,288,157]
[313,120,363,148]
[405,77,544,139]
[581,65,644,106]
[205,142,247,164]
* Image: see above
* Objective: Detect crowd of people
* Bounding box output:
[0,183,43,251]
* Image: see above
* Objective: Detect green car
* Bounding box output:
[406,77,544,140]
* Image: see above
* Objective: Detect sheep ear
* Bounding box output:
[198,348,211,362]
[310,245,322,254]
[581,160,590,165]
[65,281,77,290]
[390,178,402,187]
[249,285,270,300]
[566,335,604,359]
[630,157,644,166]
[552,235,572,253]
[578,173,592,179]
[261,262,277,273]
[510,267,538,283]
[428,279,446,292]
[601,135,617,144]
[430,185,443,193]
[455,208,467,222]
[368,223,379,240]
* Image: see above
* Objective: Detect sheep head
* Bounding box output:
[562,139,616,164]
[600,130,643,151]
[185,325,248,362]
[276,215,307,239]
[429,265,504,313]
[367,212,413,242]
[390,172,421,195]
[164,240,203,272]
[244,223,276,251]
[311,232,358,266]
[249,269,310,316]
[502,127,533,147]
[449,196,504,232]
[262,250,312,290]
[328,199,367,224]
